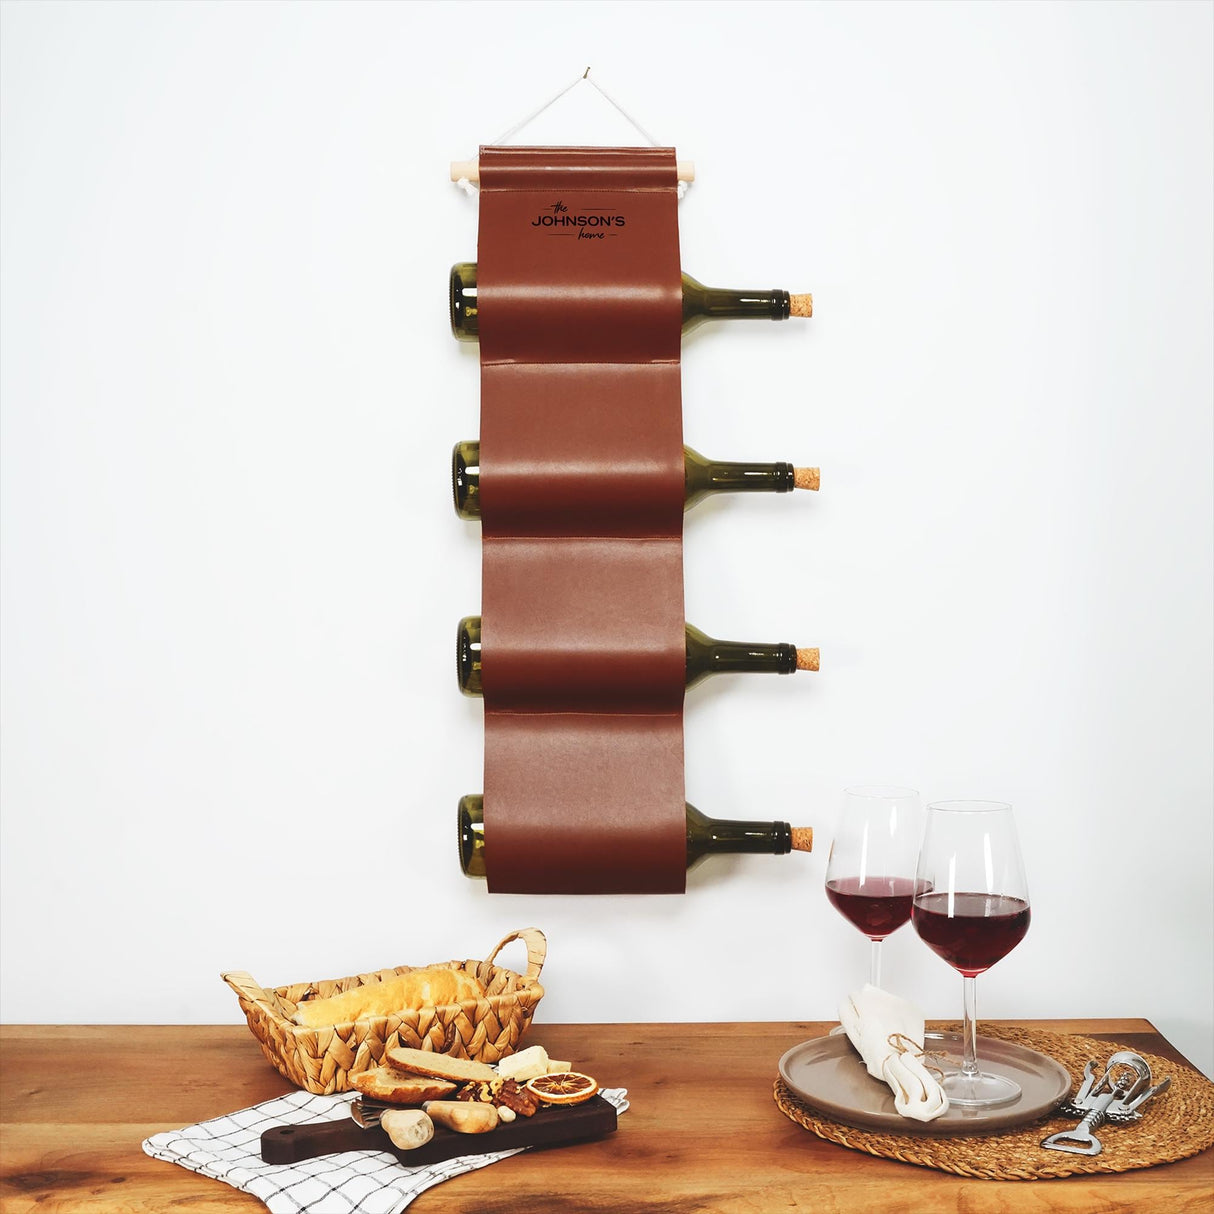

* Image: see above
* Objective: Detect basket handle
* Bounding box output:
[221,970,280,1017]
[484,928,547,979]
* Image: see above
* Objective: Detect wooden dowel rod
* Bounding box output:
[450,158,695,185]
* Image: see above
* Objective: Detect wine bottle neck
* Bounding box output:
[684,627,797,688]
[686,811,792,863]
[685,457,795,507]
[682,275,791,328]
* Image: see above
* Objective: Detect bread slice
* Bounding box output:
[384,1046,497,1084]
[352,1067,457,1104]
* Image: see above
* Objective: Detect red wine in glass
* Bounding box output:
[912,801,1031,1108]
[825,875,920,939]
[825,787,923,990]
[912,892,1031,977]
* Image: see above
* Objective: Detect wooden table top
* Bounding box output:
[2,1019,1211,1213]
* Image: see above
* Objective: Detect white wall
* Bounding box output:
[2,1,1211,1078]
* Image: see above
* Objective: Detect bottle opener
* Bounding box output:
[1041,1050,1171,1155]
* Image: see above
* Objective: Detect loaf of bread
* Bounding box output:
[292,967,484,1028]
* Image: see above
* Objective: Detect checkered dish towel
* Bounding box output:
[143,1087,629,1214]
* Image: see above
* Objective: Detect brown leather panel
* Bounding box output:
[476,146,686,894]
[479,362,685,537]
[482,713,686,895]
[481,535,685,712]
[477,147,682,365]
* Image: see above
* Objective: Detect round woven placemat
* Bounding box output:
[774,1024,1214,1180]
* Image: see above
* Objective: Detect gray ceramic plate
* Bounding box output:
[778,1031,1072,1135]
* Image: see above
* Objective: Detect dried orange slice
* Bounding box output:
[525,1071,599,1106]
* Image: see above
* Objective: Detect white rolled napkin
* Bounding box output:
[838,983,949,1122]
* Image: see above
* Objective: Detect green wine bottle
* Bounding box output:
[449,262,812,342]
[451,440,819,520]
[456,616,818,697]
[457,794,813,878]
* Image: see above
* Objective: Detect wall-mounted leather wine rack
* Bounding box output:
[454,146,811,893]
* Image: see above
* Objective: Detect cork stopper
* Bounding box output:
[796,648,820,672]
[794,467,820,491]
[790,293,813,318]
[790,827,814,853]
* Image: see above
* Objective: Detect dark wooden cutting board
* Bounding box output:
[261,1095,618,1166]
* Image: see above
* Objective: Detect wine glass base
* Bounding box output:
[942,1069,1021,1109]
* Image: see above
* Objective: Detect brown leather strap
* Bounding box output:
[477,146,687,893]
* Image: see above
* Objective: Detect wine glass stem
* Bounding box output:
[961,975,980,1078]
[869,939,882,988]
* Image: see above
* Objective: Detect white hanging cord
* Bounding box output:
[580,70,662,149]
[454,68,689,200]
[488,68,590,147]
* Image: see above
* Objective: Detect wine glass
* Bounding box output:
[912,800,1031,1108]
[825,786,923,990]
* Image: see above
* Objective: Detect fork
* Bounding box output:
[349,1098,391,1129]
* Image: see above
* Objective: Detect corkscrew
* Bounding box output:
[1040,1051,1170,1155]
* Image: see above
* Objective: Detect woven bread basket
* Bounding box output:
[222,927,547,1095]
